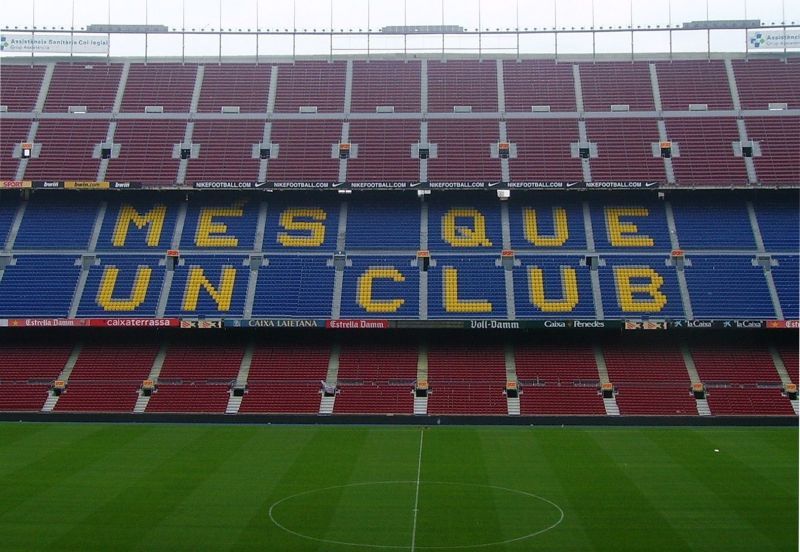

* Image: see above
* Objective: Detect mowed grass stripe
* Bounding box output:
[415,428,508,548]
[643,429,796,551]
[0,424,795,552]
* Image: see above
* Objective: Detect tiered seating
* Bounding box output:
[427,345,507,414]
[105,120,186,185]
[598,257,684,319]
[121,63,197,112]
[692,345,791,415]
[732,59,800,110]
[427,120,501,181]
[515,345,605,414]
[0,119,31,179]
[684,256,774,319]
[55,344,157,412]
[240,344,329,413]
[746,117,800,185]
[506,120,583,182]
[427,196,502,250]
[267,120,341,182]
[427,60,498,112]
[513,257,595,318]
[23,120,108,181]
[655,60,733,110]
[197,63,271,113]
[346,197,420,249]
[165,256,249,318]
[666,118,748,185]
[502,60,576,112]
[340,257,419,318]
[184,121,263,183]
[262,198,339,251]
[578,62,654,111]
[592,200,671,250]
[146,343,242,413]
[0,344,72,411]
[14,197,97,249]
[603,345,696,415]
[252,257,334,318]
[0,256,81,317]
[671,199,755,249]
[334,345,417,414]
[428,257,507,319]
[351,60,421,113]
[771,256,799,320]
[587,119,665,182]
[180,197,260,250]
[0,344,71,381]
[95,197,179,251]
[509,199,586,250]
[777,346,798,385]
[76,256,165,318]
[273,61,346,113]
[754,198,799,252]
[44,63,122,113]
[0,64,45,111]
[346,120,420,182]
[0,199,18,247]
[703,387,794,416]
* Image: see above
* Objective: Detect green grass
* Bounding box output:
[0,423,796,551]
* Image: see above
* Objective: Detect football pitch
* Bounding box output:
[0,423,796,551]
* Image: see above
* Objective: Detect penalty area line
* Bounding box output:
[410,429,424,552]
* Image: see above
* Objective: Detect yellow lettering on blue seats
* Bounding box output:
[96,266,151,311]
[614,266,667,312]
[523,207,569,247]
[442,208,492,248]
[357,267,405,313]
[195,201,246,247]
[605,207,654,247]
[443,267,492,313]
[112,204,167,247]
[528,267,579,312]
[278,208,327,247]
[181,266,236,311]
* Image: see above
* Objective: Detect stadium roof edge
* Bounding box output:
[1,50,798,65]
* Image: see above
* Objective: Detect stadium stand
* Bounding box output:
[0,54,797,421]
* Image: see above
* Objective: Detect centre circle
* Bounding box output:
[268,480,564,549]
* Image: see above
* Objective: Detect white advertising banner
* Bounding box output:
[747,30,800,49]
[0,33,110,54]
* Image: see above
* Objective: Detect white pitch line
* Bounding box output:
[410,429,424,552]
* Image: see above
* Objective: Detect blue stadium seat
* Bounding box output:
[672,199,756,249]
[428,256,506,318]
[598,256,684,319]
[262,199,339,252]
[771,256,799,319]
[77,256,165,317]
[514,256,595,318]
[14,197,98,250]
[96,198,178,251]
[755,200,799,253]
[0,200,18,248]
[0,256,81,317]
[592,201,671,251]
[165,255,249,317]
[346,198,420,250]
[340,257,419,318]
[509,199,586,251]
[251,256,334,317]
[180,198,259,250]
[684,255,775,319]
